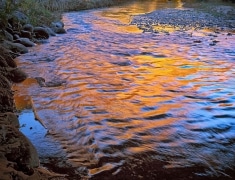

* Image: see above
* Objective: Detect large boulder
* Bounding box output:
[0,46,17,68]
[0,74,11,89]
[0,89,14,112]
[23,24,34,33]
[14,38,35,47]
[20,30,32,39]
[1,125,39,170]
[2,40,28,54]
[9,11,29,27]
[0,55,9,67]
[45,27,56,36]
[33,27,50,39]
[3,30,13,41]
[6,68,28,83]
[50,21,66,34]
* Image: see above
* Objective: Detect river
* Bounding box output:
[13,0,235,179]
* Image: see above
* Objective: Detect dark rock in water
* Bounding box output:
[50,21,66,34]
[194,40,202,43]
[51,21,64,29]
[209,42,216,46]
[33,27,50,39]
[14,38,35,47]
[35,77,66,87]
[20,30,32,39]
[2,40,28,54]
[7,68,28,83]
[35,77,46,87]
[111,60,132,66]
[54,28,66,34]
[23,24,34,33]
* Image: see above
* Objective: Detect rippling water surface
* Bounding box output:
[14,0,235,179]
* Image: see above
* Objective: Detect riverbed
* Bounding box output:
[13,0,235,179]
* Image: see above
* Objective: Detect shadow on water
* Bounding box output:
[14,0,235,179]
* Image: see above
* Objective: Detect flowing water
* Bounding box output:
[14,0,235,179]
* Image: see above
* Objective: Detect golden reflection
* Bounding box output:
[13,0,235,173]
[176,0,184,9]
[13,78,38,110]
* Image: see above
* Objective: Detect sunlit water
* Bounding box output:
[14,0,235,178]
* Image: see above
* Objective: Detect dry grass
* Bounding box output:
[36,0,128,11]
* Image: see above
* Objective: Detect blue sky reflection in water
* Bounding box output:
[14,0,235,178]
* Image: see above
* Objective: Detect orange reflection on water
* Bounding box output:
[13,78,38,110]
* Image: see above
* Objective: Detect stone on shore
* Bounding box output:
[4,30,14,41]
[14,38,35,47]
[33,27,50,39]
[9,11,29,26]
[2,40,28,54]
[20,30,32,39]
[23,24,34,33]
[6,68,28,83]
[51,21,66,34]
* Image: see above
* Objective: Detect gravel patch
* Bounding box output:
[131,7,235,32]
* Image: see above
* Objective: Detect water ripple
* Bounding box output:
[15,0,235,178]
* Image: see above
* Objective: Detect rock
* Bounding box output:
[7,68,28,83]
[13,34,20,40]
[5,112,19,128]
[5,27,14,35]
[0,47,17,68]
[3,30,13,41]
[0,56,9,67]
[51,21,64,29]
[20,30,32,39]
[2,125,39,169]
[0,74,11,89]
[45,27,56,36]
[35,77,66,87]
[5,56,17,68]
[111,60,132,66]
[23,24,34,33]
[14,38,35,47]
[9,11,29,26]
[51,21,66,34]
[0,88,14,113]
[0,113,19,128]
[33,27,50,39]
[2,40,28,54]
[53,27,66,34]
